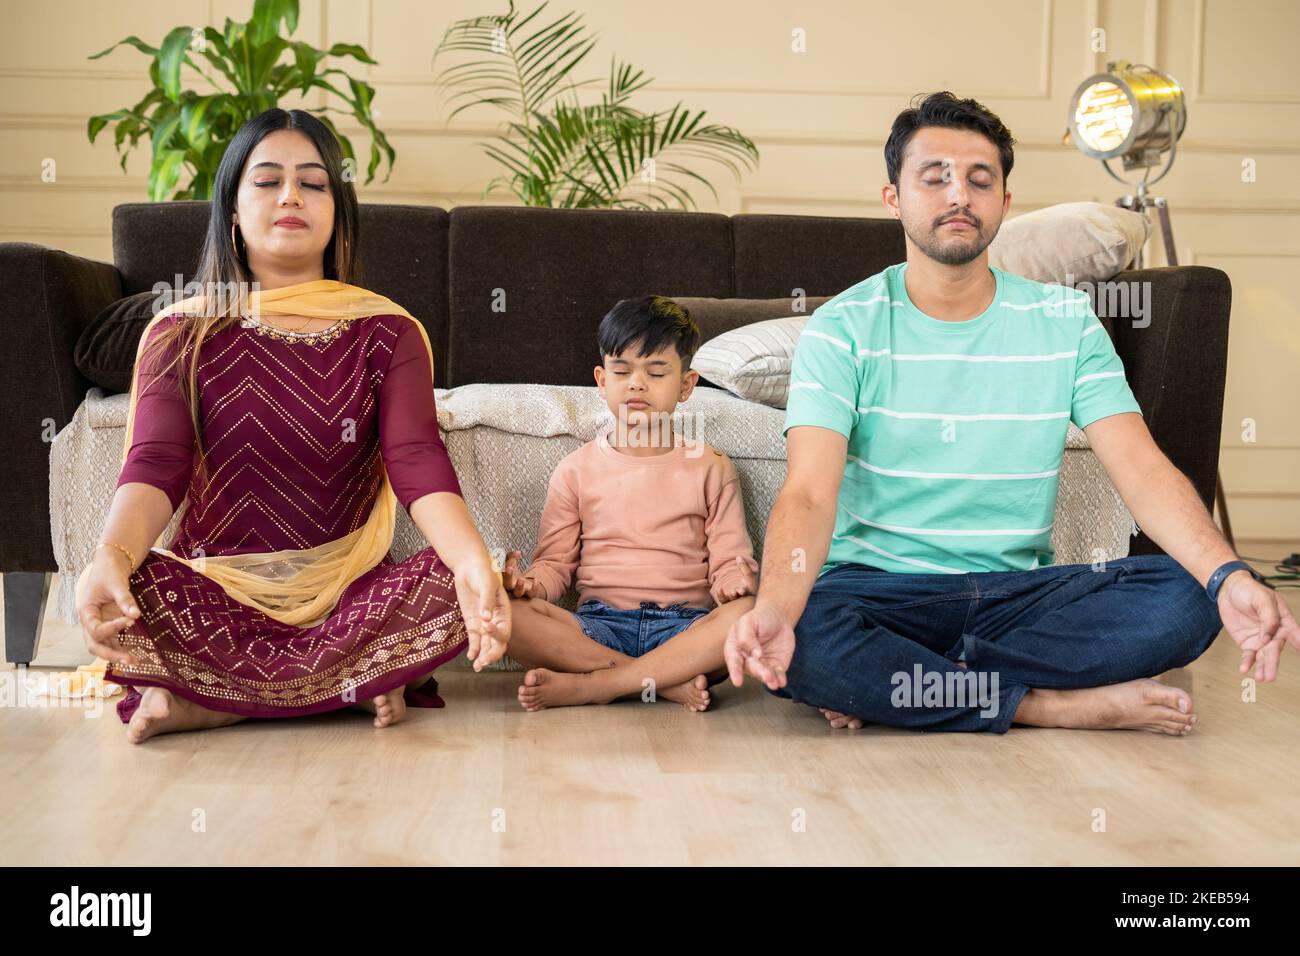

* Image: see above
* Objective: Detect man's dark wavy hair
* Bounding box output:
[884,91,1016,187]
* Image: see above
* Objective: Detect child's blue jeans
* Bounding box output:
[770,554,1223,733]
[574,599,712,658]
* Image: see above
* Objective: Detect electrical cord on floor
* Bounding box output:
[1236,552,1300,589]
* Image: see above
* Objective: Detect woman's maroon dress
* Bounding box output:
[107,311,468,721]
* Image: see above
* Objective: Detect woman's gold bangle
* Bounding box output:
[96,542,137,571]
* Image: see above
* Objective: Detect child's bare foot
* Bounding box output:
[126,687,244,744]
[658,674,711,712]
[1017,678,1197,736]
[517,669,714,711]
[517,668,605,710]
[354,689,407,728]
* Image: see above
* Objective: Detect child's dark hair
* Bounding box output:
[597,295,702,369]
[884,91,1016,186]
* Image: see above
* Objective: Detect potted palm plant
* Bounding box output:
[86,0,393,201]
[433,0,759,209]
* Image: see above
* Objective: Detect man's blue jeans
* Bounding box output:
[770,554,1223,733]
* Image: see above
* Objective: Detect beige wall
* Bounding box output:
[2,0,1296,542]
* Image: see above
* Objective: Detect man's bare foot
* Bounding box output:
[1016,678,1198,736]
[353,689,407,728]
[658,674,711,712]
[126,687,245,744]
[818,654,959,726]
[818,707,865,730]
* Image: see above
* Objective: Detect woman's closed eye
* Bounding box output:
[254,180,328,191]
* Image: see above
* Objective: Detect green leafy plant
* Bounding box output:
[433,0,759,209]
[86,0,394,201]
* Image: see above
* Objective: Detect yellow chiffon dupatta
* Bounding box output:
[75,279,436,634]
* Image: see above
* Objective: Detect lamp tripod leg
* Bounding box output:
[1155,197,1177,266]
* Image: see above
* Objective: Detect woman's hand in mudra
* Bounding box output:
[77,549,142,667]
[455,557,511,672]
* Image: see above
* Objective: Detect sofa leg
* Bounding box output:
[4,572,51,666]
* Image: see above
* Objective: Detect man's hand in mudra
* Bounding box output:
[723,602,796,690]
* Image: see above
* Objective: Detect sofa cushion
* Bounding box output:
[988,201,1151,286]
[669,295,830,394]
[730,214,907,298]
[689,314,808,408]
[445,206,733,387]
[72,291,159,393]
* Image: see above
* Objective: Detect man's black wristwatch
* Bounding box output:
[1205,560,1267,602]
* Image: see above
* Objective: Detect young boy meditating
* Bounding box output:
[501,296,759,712]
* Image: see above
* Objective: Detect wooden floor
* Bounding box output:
[3,547,1298,866]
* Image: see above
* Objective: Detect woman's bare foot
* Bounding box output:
[126,687,245,744]
[353,689,407,728]
[517,669,713,711]
[1016,678,1198,736]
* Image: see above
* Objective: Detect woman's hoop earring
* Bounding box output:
[230,222,241,258]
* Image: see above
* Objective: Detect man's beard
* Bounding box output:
[905,216,996,266]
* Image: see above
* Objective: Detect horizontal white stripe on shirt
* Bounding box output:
[841,504,1055,538]
[839,533,966,574]
[857,406,1070,421]
[889,350,1078,363]
[999,298,1089,311]
[1075,370,1126,386]
[800,329,854,351]
[825,294,1087,315]
[825,295,900,309]
[847,455,1059,481]
[788,380,857,408]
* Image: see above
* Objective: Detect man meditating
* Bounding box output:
[723,91,1299,734]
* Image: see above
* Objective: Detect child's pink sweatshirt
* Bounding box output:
[523,428,760,610]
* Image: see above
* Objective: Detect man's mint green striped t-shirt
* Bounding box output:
[784,262,1141,576]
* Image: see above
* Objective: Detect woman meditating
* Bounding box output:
[75,108,511,743]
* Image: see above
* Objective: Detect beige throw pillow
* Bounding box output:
[690,315,808,408]
[988,200,1151,285]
